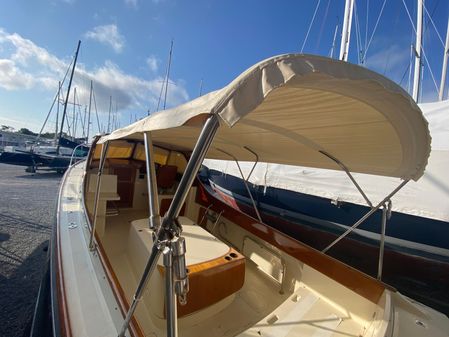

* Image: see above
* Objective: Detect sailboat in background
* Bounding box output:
[0,40,90,173]
[201,0,449,314]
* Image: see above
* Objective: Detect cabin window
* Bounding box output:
[133,143,170,165]
[166,152,187,173]
[92,140,134,159]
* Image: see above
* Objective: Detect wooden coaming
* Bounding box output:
[158,247,245,317]
[54,171,73,337]
[195,181,388,304]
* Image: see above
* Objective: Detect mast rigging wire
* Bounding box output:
[422,0,444,48]
[315,0,331,53]
[353,1,363,64]
[361,0,388,64]
[300,0,321,53]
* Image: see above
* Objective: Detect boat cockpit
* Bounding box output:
[82,138,396,337]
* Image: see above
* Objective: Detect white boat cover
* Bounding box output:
[100,54,430,180]
[204,99,449,222]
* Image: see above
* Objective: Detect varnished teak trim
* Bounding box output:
[196,182,387,304]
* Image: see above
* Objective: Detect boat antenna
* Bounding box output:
[56,40,81,155]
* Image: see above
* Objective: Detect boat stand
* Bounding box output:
[118,115,219,337]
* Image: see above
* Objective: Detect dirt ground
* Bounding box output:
[0,163,61,337]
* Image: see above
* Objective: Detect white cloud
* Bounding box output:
[84,24,125,53]
[0,59,34,90]
[146,55,158,72]
[125,0,138,8]
[0,28,189,126]
[73,60,188,113]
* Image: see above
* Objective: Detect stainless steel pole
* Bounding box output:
[163,114,219,225]
[323,180,408,253]
[89,141,109,251]
[119,114,220,337]
[144,132,161,231]
[215,148,263,223]
[377,201,390,280]
[163,245,177,337]
[118,240,164,337]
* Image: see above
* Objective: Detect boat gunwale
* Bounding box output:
[52,168,74,337]
[81,146,145,337]
[195,179,392,304]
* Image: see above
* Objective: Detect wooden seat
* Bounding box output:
[129,217,245,317]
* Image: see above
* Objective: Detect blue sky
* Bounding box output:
[1,0,448,137]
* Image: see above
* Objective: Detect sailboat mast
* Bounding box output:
[87,80,93,142]
[163,39,174,110]
[330,24,339,59]
[107,96,112,133]
[73,87,77,139]
[339,0,354,61]
[439,16,449,101]
[55,81,61,142]
[57,40,81,154]
[412,0,424,102]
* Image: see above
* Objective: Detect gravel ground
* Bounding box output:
[0,163,61,337]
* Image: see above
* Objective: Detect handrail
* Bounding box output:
[69,143,88,167]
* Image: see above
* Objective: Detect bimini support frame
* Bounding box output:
[89,141,109,251]
[377,200,392,280]
[118,114,220,337]
[216,147,263,223]
[322,179,409,254]
[144,131,161,231]
[319,150,373,207]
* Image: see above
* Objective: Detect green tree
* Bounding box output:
[17,128,37,136]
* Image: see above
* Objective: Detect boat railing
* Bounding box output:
[69,143,88,167]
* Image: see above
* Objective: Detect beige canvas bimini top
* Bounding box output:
[99,54,431,181]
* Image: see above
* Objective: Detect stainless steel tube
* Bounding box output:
[377,205,387,280]
[144,131,161,230]
[163,114,219,226]
[89,141,109,251]
[323,180,408,253]
[118,237,165,337]
[163,245,177,337]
